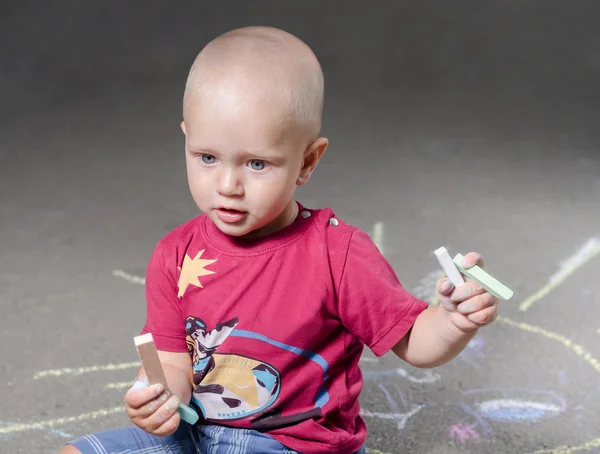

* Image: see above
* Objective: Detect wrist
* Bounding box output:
[437,305,478,344]
[162,363,193,405]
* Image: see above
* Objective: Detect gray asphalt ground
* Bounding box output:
[2,1,600,453]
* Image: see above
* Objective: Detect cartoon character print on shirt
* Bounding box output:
[186,316,282,422]
[185,316,239,383]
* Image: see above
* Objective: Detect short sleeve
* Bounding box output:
[140,240,188,352]
[337,229,429,357]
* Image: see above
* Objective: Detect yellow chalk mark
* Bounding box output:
[34,361,140,380]
[519,241,600,312]
[597,328,600,335]
[372,222,385,254]
[0,406,123,435]
[429,271,445,306]
[527,436,600,454]
[498,316,600,375]
[105,381,132,390]
[112,269,145,285]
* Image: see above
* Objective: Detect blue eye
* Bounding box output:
[249,160,266,171]
[201,154,216,164]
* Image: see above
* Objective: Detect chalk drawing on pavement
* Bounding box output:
[362,368,441,384]
[33,361,140,380]
[457,335,486,369]
[112,269,145,285]
[476,399,561,422]
[520,237,600,312]
[410,270,444,305]
[371,221,384,254]
[448,423,479,443]
[0,407,123,436]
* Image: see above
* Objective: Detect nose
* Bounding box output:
[217,166,244,197]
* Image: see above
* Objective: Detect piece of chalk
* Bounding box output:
[133,333,200,425]
[134,333,168,388]
[452,253,514,300]
[434,246,465,288]
[176,402,200,424]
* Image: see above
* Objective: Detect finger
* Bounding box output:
[439,292,458,313]
[145,395,181,433]
[456,293,497,314]
[461,252,484,269]
[153,410,181,437]
[446,311,480,334]
[450,281,486,304]
[436,277,455,296]
[125,383,165,409]
[466,304,498,326]
[131,389,172,419]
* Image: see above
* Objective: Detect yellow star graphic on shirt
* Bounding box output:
[177,249,217,297]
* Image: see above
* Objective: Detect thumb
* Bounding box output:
[124,374,149,406]
[436,277,455,296]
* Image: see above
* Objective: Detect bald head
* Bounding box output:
[183,26,324,143]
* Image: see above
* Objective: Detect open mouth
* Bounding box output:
[219,207,244,214]
[215,207,247,223]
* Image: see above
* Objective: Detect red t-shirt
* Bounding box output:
[141,203,428,453]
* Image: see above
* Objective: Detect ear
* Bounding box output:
[296,137,328,186]
[180,121,186,135]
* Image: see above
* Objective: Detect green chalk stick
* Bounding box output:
[452,253,514,300]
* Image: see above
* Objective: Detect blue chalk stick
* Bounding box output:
[177,403,199,425]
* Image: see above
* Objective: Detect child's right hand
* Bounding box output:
[124,375,181,436]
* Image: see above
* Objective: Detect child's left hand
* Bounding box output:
[437,252,498,334]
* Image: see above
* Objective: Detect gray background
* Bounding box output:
[1,1,600,453]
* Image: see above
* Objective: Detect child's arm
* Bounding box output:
[154,351,193,404]
[391,304,478,368]
[392,252,498,368]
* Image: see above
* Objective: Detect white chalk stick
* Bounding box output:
[434,246,465,288]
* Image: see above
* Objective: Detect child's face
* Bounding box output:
[182,90,311,238]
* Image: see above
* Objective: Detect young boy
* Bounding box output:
[61,26,498,454]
